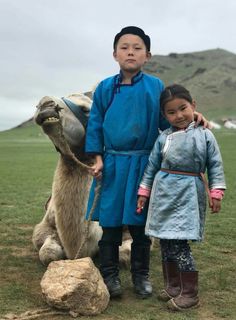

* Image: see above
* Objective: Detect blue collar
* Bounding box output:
[113,71,143,94]
[118,70,143,85]
[171,121,196,132]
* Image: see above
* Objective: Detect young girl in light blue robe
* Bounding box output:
[137,84,226,311]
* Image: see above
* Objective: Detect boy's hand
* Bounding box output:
[194,111,211,129]
[137,196,148,214]
[210,198,221,214]
[89,155,103,179]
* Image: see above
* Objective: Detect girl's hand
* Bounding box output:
[194,111,211,129]
[210,198,221,214]
[137,196,148,214]
[89,155,103,179]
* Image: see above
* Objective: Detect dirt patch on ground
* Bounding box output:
[0,245,33,258]
[196,309,226,320]
[0,308,69,320]
[17,225,34,231]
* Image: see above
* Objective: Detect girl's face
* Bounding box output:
[113,34,151,74]
[163,97,196,129]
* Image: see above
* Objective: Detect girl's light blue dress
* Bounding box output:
[85,71,168,227]
[141,122,226,241]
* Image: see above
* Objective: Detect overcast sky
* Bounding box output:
[0,0,236,131]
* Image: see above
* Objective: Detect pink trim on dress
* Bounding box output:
[138,187,151,198]
[210,189,224,200]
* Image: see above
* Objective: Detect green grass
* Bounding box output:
[0,125,236,320]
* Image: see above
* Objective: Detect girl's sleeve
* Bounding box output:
[85,83,104,154]
[205,130,226,190]
[139,137,162,190]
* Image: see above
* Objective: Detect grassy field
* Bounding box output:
[0,125,235,320]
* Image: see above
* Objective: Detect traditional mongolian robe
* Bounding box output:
[140,122,226,241]
[85,71,168,227]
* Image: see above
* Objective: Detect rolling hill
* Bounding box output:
[143,48,236,120]
[8,48,236,131]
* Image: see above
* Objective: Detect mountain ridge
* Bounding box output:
[143,48,236,119]
[10,48,236,131]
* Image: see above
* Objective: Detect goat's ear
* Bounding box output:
[66,93,92,113]
[91,82,99,95]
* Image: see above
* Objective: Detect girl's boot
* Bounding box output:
[167,271,200,311]
[158,261,181,301]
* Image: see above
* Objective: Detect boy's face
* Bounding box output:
[163,98,196,129]
[113,34,151,74]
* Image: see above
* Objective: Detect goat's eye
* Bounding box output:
[81,106,90,113]
[55,105,63,112]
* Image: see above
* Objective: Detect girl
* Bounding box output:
[137,84,226,310]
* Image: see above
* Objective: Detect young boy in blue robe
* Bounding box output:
[137,84,226,310]
[85,26,207,299]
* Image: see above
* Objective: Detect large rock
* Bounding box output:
[40,257,110,316]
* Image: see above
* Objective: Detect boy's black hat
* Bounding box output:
[113,26,151,51]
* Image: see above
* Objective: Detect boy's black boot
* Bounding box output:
[131,243,152,298]
[99,242,122,298]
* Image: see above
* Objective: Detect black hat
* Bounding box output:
[113,26,151,51]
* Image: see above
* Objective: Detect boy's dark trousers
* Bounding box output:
[98,225,152,298]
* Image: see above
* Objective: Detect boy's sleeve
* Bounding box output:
[159,112,170,131]
[85,83,104,154]
[139,137,162,190]
[157,80,170,131]
[206,130,226,190]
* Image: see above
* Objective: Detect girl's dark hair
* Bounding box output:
[160,84,193,112]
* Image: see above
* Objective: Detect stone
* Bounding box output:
[40,257,110,316]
